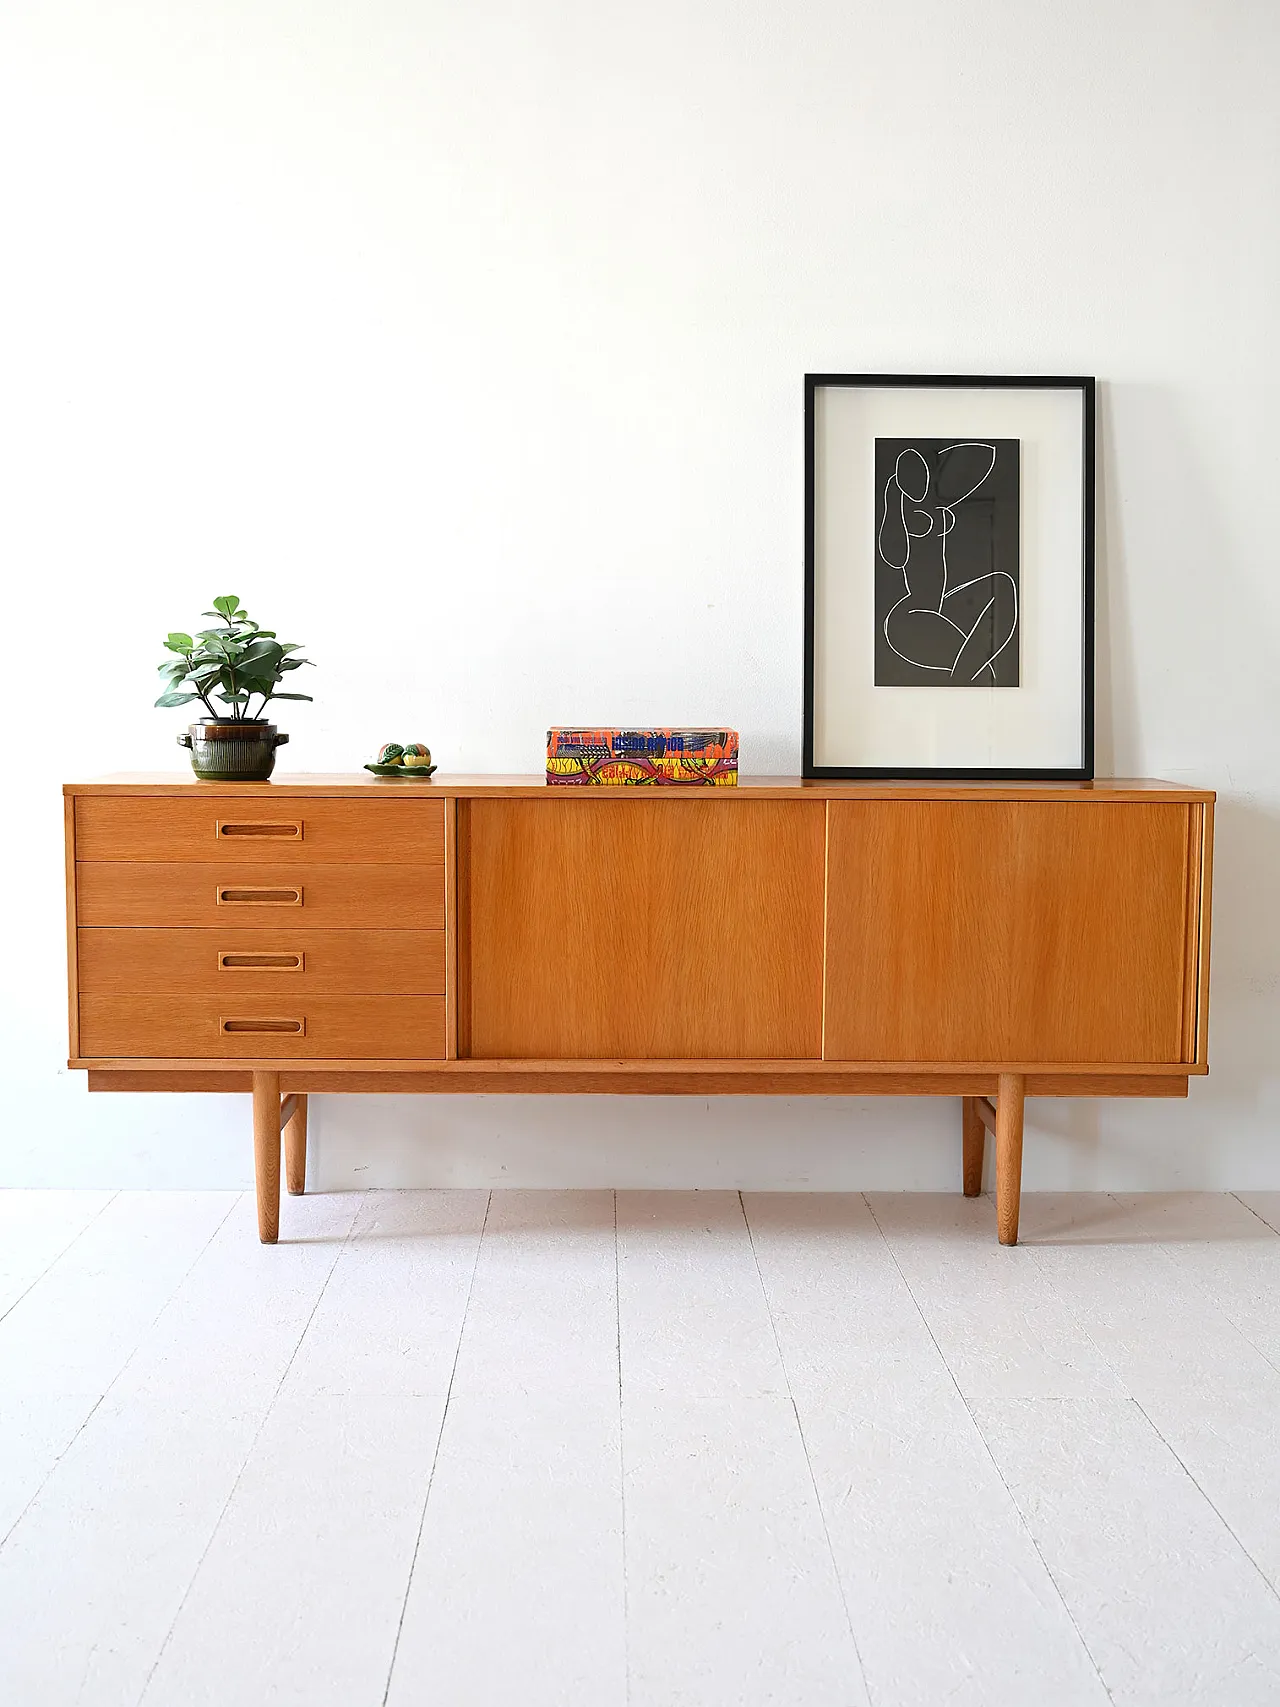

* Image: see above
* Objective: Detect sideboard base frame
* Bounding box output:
[84,1066,1191,1248]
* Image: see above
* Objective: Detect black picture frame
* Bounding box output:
[803,373,1095,781]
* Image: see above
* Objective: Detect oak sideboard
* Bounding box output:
[63,775,1214,1245]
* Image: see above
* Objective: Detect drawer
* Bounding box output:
[79,995,445,1059]
[78,929,445,996]
[75,797,444,865]
[77,863,444,929]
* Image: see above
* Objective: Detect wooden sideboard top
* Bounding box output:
[64,773,1217,803]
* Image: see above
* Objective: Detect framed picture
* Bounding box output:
[803,374,1095,779]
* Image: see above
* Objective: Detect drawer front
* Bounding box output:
[75,796,444,865]
[78,929,445,996]
[77,863,444,929]
[79,995,445,1059]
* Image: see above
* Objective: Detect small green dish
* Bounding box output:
[364,762,438,778]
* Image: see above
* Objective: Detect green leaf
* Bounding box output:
[164,633,194,653]
[212,594,242,619]
[266,692,313,701]
[155,691,199,708]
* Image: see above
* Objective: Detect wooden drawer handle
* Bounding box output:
[217,821,304,841]
[219,952,304,972]
[220,1017,306,1035]
[217,887,303,906]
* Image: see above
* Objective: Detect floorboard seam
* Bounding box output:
[1152,1247,1280,1383]
[1022,1191,1138,1390]
[738,1191,875,1707]
[0,1191,239,1558]
[1133,1395,1280,1609]
[379,1189,492,1707]
[1030,1188,1160,1399]
[0,1190,120,1330]
[1231,1191,1280,1239]
[615,1188,632,1707]
[135,1193,359,1704]
[860,1192,1116,1705]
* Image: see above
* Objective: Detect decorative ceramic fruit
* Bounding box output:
[402,745,432,768]
[377,742,405,765]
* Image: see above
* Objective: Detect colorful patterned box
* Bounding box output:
[546,728,739,786]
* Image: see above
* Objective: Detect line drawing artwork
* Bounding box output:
[873,437,1020,686]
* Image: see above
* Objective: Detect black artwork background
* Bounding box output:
[873,437,1020,687]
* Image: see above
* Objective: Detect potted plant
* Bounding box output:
[157,594,313,780]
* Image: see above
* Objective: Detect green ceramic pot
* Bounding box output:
[178,719,288,781]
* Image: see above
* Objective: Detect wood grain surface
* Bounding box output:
[462,797,826,1059]
[64,795,80,1061]
[995,1071,1027,1245]
[252,1071,281,1242]
[83,1068,1192,1096]
[283,1093,308,1195]
[962,1096,985,1195]
[823,801,1195,1064]
[76,863,445,929]
[74,796,444,862]
[79,995,446,1059]
[65,774,1217,802]
[1195,801,1215,1067]
[77,929,445,996]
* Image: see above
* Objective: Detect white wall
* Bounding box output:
[2,0,1277,1192]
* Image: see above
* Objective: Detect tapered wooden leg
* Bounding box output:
[962,1096,985,1196]
[284,1093,308,1196]
[252,1071,282,1244]
[995,1072,1026,1246]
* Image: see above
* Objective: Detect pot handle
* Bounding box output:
[177,733,193,750]
[273,732,290,748]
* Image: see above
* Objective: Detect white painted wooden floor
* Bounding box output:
[3,1190,1280,1706]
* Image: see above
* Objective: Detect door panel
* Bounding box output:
[463,799,825,1059]
[823,801,1193,1064]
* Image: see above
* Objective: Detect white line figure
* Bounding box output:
[878,442,1018,685]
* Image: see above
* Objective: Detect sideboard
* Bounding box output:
[63,775,1214,1245]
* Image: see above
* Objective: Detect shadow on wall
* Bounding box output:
[1032,380,1280,1188]
[308,1094,963,1194]
[1029,793,1280,1187]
